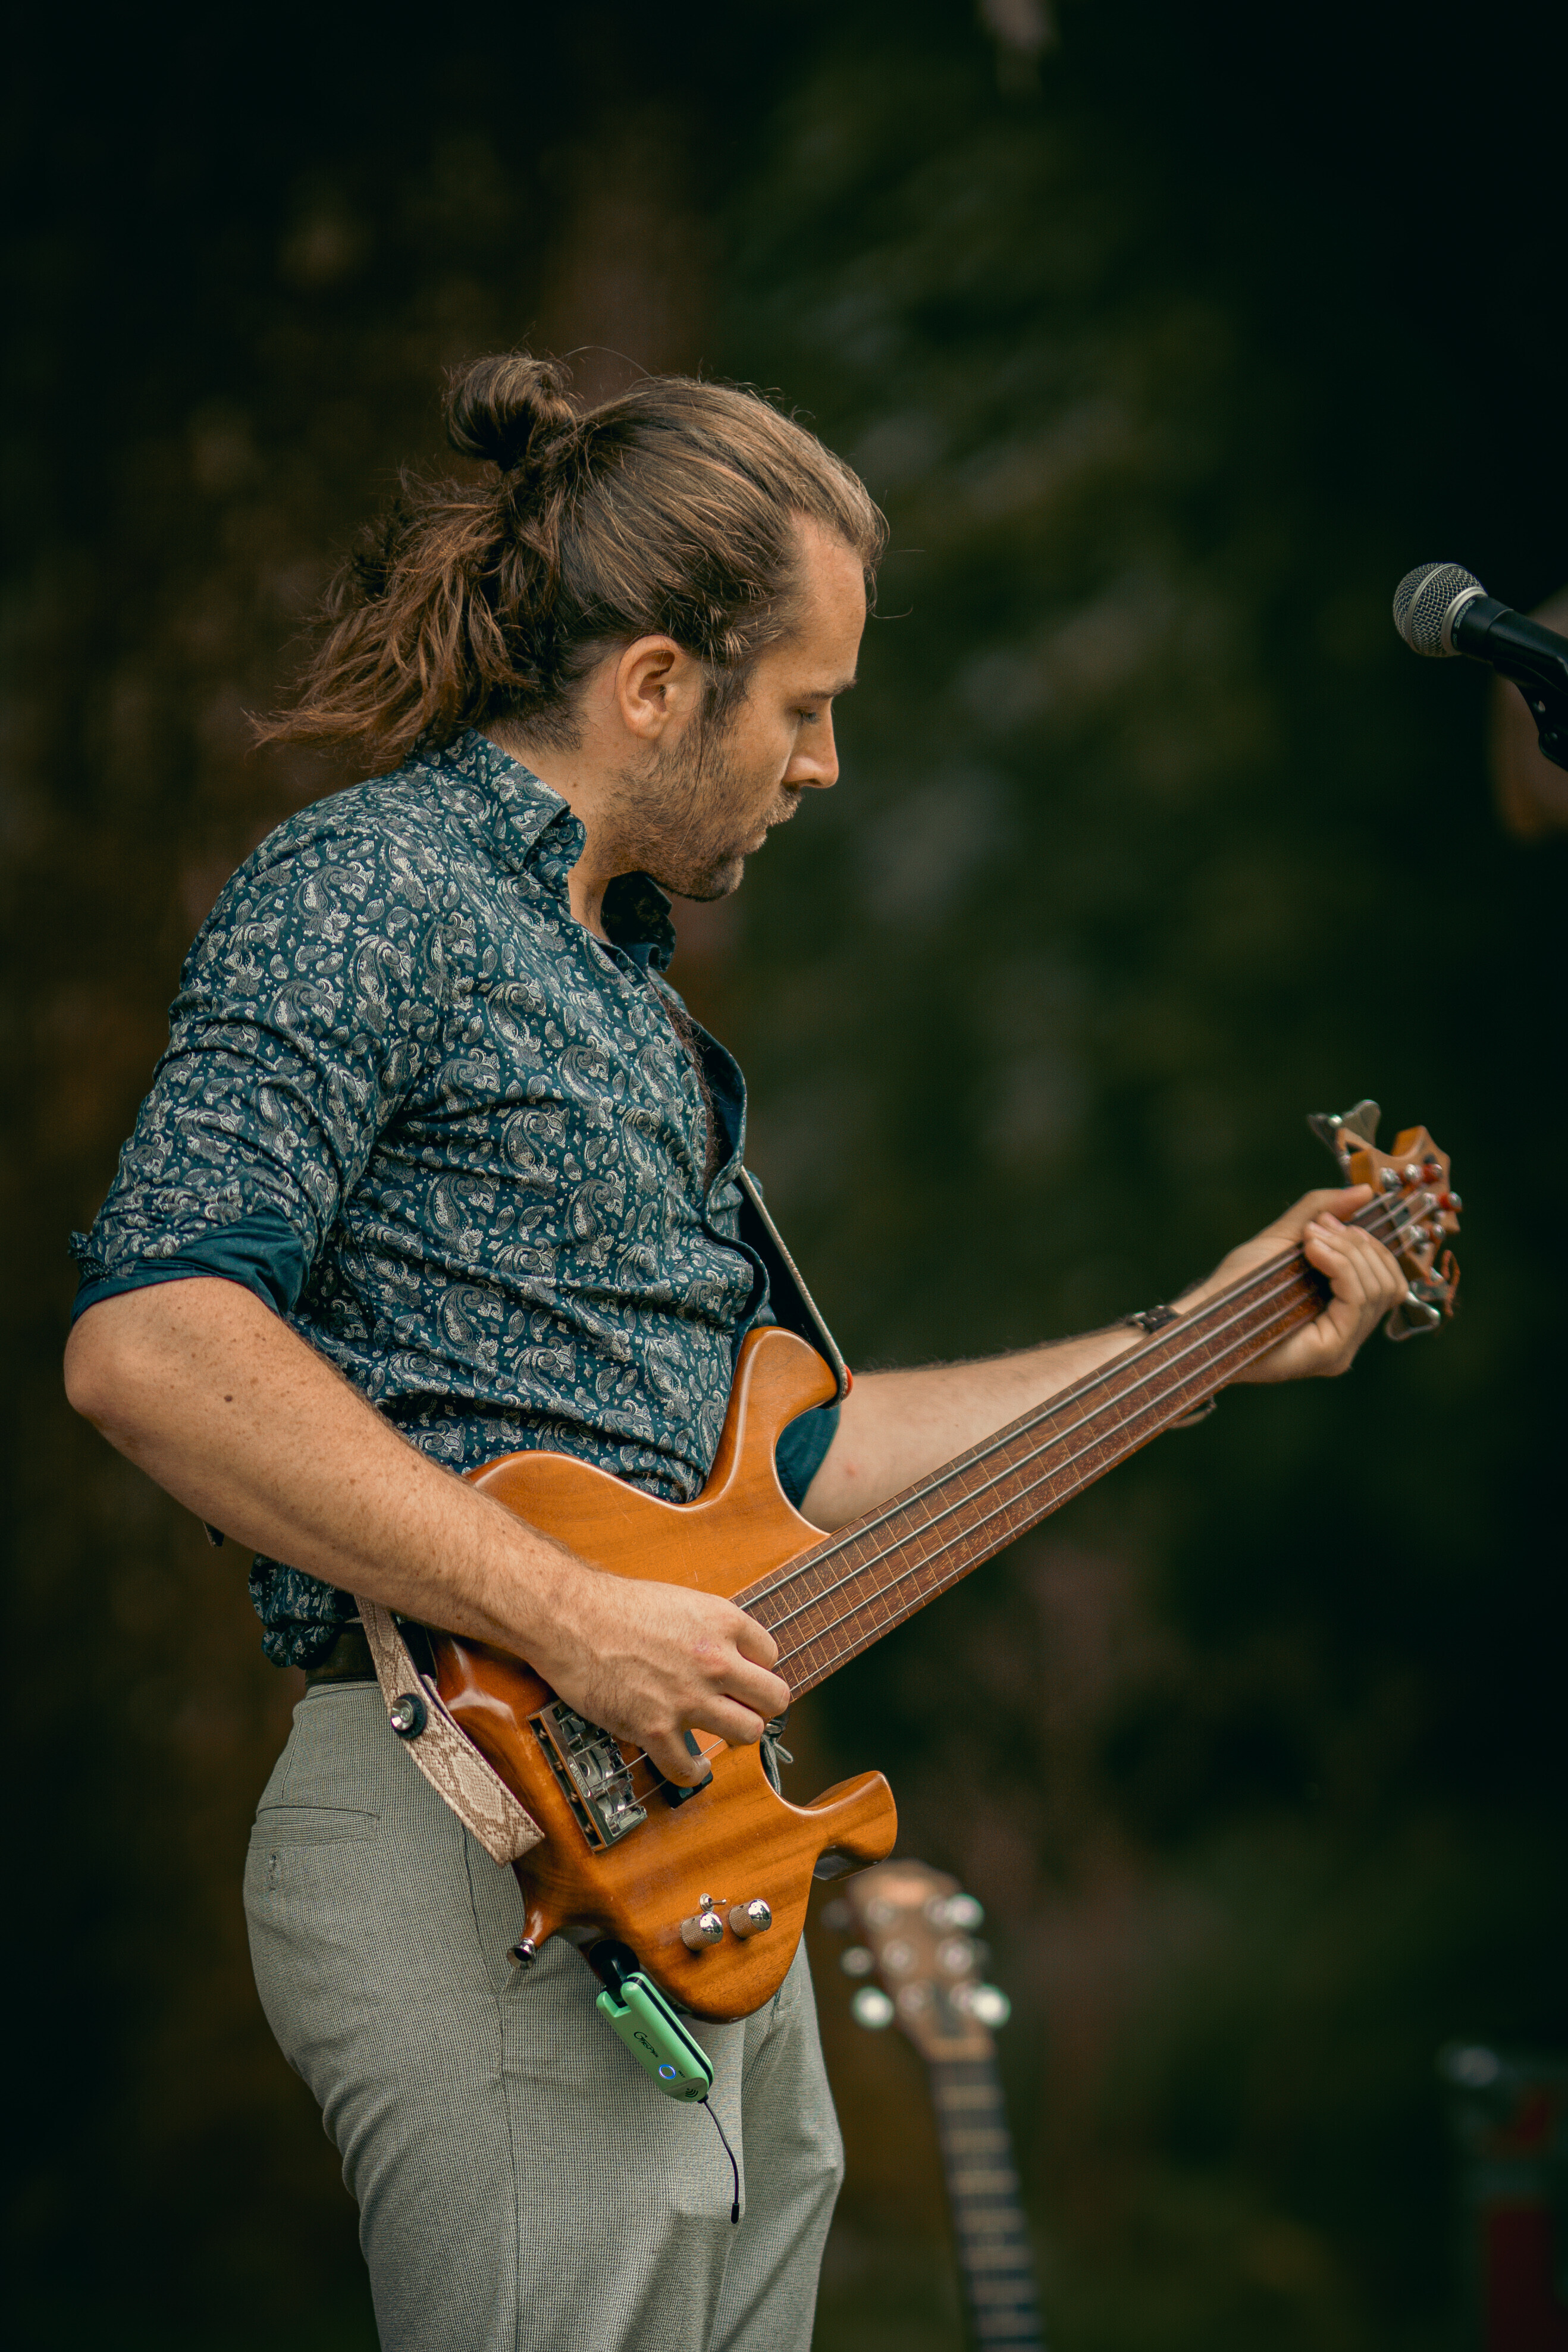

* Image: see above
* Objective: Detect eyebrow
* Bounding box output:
[807,675,858,698]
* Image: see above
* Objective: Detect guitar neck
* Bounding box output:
[928,2055,1046,2350]
[742,1200,1404,1696]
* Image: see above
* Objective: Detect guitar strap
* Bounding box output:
[352,1596,545,1862]
[355,1165,844,1862]
[736,1166,850,1402]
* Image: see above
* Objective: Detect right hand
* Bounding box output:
[524,1564,791,1789]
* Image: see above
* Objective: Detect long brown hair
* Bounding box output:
[259,355,886,770]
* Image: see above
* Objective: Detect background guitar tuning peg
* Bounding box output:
[952,1983,1012,2028]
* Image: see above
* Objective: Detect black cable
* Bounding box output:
[701,2097,741,2225]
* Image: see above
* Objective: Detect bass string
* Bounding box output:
[628,1247,1368,1793]
[770,1184,1448,1679]
[622,1249,1304,1793]
[766,1275,1319,1683]
[766,1196,1445,1676]
[749,1187,1430,1644]
[739,1188,1420,1625]
[766,1221,1400,1651]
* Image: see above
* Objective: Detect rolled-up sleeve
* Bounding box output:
[71,811,449,1322]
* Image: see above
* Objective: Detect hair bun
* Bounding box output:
[444,352,578,475]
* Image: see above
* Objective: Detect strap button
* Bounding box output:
[388,1691,428,1739]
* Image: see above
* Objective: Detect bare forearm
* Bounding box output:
[64,1279,579,1651]
[801,1323,1137,1528]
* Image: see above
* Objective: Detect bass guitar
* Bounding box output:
[427,1101,1459,2021]
[825,1858,1048,2350]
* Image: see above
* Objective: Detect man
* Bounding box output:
[64,354,1404,2352]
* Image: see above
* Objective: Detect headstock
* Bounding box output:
[1308,1099,1462,1341]
[821,1858,1010,2063]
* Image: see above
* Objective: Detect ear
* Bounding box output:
[613,636,705,745]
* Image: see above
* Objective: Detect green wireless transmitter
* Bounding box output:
[593,1951,714,2103]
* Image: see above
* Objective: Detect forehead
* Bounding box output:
[780,518,867,660]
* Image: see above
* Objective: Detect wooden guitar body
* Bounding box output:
[434,1325,898,2023]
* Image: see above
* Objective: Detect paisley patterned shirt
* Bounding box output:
[71,732,835,1665]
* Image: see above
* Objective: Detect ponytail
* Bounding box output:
[259,354,885,771]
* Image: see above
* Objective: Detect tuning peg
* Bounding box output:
[851,1986,895,2030]
[839,1945,876,1977]
[1386,1294,1443,1342]
[819,1898,852,1934]
[1308,1099,1382,1168]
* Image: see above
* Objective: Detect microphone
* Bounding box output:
[1393,562,1568,772]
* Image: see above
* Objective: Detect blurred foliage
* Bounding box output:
[5,2,1567,2347]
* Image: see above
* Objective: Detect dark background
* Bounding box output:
[5,4,1565,2345]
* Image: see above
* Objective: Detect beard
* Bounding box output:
[609,707,796,902]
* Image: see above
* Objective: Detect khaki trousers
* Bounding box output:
[243,1684,843,2351]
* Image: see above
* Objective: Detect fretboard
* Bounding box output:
[741,1199,1405,1696]
[929,2056,1046,2350]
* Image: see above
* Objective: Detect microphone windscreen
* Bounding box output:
[1393,561,1484,657]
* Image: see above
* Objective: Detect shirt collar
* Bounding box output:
[437,730,677,974]
[601,874,677,973]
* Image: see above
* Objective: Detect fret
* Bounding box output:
[828,1943,1049,2350]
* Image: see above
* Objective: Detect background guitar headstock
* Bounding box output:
[1308,1099,1462,1341]
[822,1858,1011,2063]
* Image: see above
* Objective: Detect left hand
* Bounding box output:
[1190,1185,1407,1383]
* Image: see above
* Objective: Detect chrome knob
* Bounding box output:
[680,1909,725,1950]
[727,1899,772,1939]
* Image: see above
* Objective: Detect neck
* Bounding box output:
[739,1193,1411,1696]
[484,722,629,939]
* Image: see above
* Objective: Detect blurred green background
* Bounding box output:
[5,3,1566,2345]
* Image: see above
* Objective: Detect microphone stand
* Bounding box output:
[1455,597,1568,772]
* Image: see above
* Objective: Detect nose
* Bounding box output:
[789,714,839,792]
